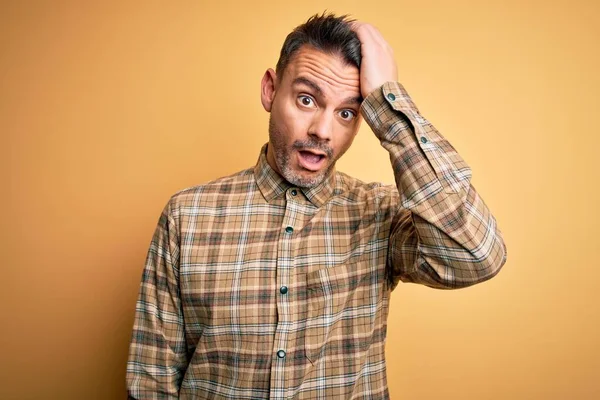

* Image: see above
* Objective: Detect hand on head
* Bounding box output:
[351,22,398,99]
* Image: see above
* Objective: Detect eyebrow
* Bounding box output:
[293,77,323,96]
[344,95,363,105]
[292,77,363,105]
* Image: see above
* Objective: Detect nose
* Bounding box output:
[308,110,333,142]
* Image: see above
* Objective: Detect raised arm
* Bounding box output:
[354,23,507,289]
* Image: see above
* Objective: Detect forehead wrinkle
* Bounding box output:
[294,63,359,98]
[287,49,360,97]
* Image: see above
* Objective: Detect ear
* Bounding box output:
[260,68,277,112]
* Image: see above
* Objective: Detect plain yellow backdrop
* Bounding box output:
[1,1,598,399]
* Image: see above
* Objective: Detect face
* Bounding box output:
[260,46,362,188]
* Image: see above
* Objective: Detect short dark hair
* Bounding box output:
[275,13,361,76]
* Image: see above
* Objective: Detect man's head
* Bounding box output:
[275,13,361,77]
[260,13,363,188]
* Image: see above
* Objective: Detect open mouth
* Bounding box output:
[297,150,327,171]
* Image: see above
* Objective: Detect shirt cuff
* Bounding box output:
[361,82,471,196]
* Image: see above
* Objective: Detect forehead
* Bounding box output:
[281,46,360,98]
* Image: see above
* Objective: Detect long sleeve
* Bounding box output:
[361,82,507,289]
[126,199,188,399]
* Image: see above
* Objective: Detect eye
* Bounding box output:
[298,95,315,108]
[339,109,356,121]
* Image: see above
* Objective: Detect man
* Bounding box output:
[127,13,506,399]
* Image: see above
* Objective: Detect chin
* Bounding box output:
[284,165,331,189]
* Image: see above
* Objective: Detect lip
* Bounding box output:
[301,149,326,157]
[297,149,327,172]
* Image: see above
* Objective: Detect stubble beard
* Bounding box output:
[268,116,335,189]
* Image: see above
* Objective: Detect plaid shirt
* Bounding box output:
[127,82,507,399]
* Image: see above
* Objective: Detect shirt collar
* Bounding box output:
[254,143,337,208]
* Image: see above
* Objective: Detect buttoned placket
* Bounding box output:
[270,187,302,400]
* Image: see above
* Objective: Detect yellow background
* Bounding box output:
[2,0,598,399]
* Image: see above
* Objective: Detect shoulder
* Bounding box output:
[166,167,256,214]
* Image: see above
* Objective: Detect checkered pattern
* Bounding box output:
[126,82,507,399]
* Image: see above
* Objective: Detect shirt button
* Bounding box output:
[285,226,293,234]
[387,93,396,101]
[280,286,288,294]
[277,350,286,359]
[291,189,297,196]
[420,136,428,144]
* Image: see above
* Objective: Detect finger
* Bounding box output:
[350,21,369,43]
[362,24,389,49]
[353,23,389,51]
[350,21,364,31]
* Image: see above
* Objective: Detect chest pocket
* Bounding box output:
[304,258,378,364]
